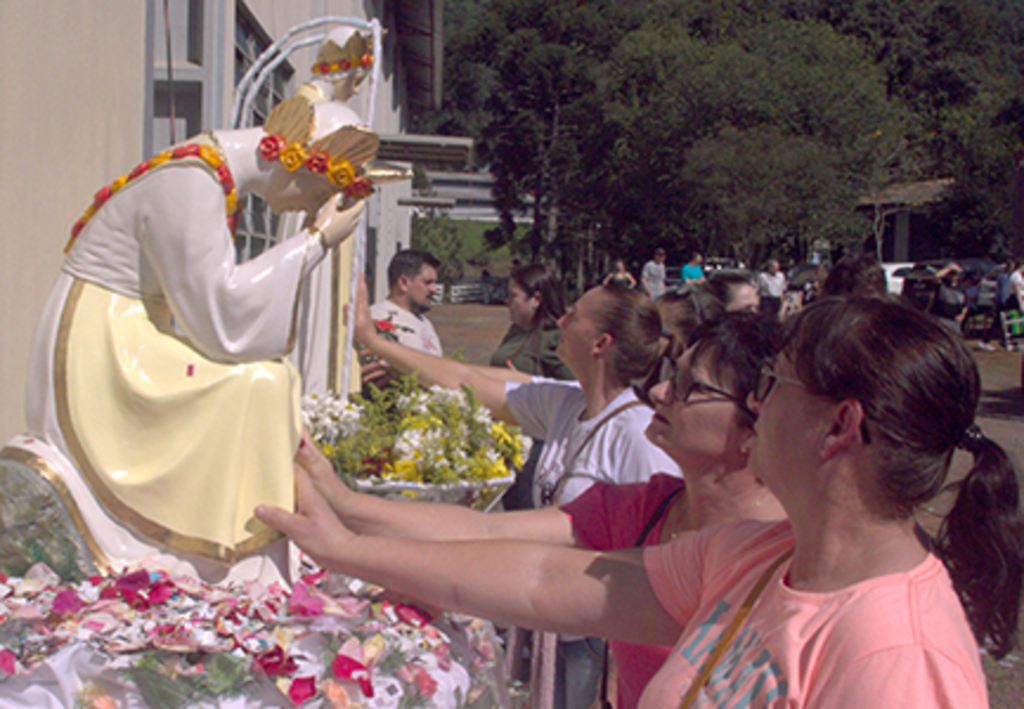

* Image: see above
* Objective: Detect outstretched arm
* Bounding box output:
[255,465,682,646]
[354,278,530,422]
[299,431,575,545]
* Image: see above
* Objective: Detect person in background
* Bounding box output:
[368,249,443,355]
[757,258,787,320]
[640,248,668,300]
[490,263,574,511]
[680,250,706,287]
[979,257,1019,351]
[821,253,888,299]
[259,296,1023,708]
[603,258,638,289]
[702,270,760,313]
[928,262,969,334]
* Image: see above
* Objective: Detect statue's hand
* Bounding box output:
[314,195,364,250]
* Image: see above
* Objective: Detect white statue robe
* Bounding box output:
[14,133,327,584]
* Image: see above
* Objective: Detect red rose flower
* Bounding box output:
[340,58,351,71]
[93,185,112,206]
[217,164,234,194]
[305,151,329,174]
[360,53,372,67]
[129,161,150,180]
[343,176,374,200]
[258,134,286,161]
[374,320,396,333]
[172,144,202,159]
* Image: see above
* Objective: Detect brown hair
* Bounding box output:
[593,283,663,385]
[782,296,1024,658]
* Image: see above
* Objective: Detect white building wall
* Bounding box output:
[0,0,414,443]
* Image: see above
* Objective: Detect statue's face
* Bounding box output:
[265,167,335,215]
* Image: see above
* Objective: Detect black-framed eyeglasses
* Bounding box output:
[754,364,873,444]
[753,366,808,402]
[641,355,756,419]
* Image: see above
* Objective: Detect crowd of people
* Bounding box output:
[253,248,1024,708]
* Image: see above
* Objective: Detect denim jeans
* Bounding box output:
[554,637,606,709]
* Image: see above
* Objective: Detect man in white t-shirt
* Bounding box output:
[757,259,787,321]
[364,251,443,385]
[641,248,668,300]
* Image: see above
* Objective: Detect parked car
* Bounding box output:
[882,262,914,296]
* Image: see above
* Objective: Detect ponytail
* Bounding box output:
[936,430,1024,659]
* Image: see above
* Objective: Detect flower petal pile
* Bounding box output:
[0,562,505,708]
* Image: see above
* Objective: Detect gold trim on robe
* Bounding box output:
[54,279,299,564]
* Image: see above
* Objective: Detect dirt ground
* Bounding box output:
[429,301,1024,707]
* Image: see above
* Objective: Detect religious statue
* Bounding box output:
[1,34,382,586]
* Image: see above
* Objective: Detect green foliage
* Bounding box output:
[418,0,1024,264]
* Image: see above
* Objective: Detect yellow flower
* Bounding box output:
[198,144,222,168]
[109,174,129,195]
[491,423,513,447]
[225,190,238,215]
[327,157,355,189]
[280,143,307,171]
[150,150,173,167]
[385,458,419,482]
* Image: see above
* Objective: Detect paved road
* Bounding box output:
[430,302,1024,475]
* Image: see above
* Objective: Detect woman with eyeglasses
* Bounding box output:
[264,312,783,708]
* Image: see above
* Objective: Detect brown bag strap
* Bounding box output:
[678,547,795,709]
[542,400,645,505]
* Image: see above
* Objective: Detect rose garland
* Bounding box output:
[311,53,373,77]
[65,143,238,253]
[257,133,375,201]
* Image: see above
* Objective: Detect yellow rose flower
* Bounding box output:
[150,151,173,167]
[327,157,355,189]
[109,174,129,195]
[225,190,238,215]
[198,144,222,168]
[280,143,307,171]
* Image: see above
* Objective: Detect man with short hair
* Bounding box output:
[369,249,443,355]
[640,248,667,300]
[757,259,787,321]
[680,250,706,286]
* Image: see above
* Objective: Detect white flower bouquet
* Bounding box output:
[303,376,530,510]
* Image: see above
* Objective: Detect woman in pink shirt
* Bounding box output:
[258,297,1022,707]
